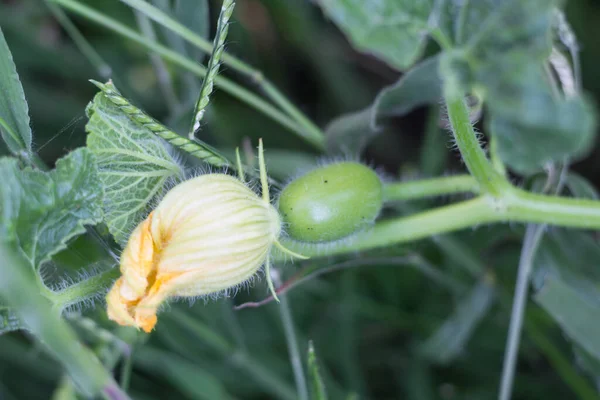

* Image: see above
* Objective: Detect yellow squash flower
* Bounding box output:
[106,140,304,332]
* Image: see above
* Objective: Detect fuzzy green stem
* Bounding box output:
[383,175,478,202]
[489,134,507,176]
[52,0,324,149]
[116,0,325,146]
[189,0,234,139]
[444,84,509,195]
[49,268,120,311]
[277,191,600,259]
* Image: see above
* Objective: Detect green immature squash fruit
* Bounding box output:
[278,162,383,242]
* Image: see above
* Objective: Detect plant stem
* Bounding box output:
[498,224,545,400]
[278,290,309,400]
[383,175,478,202]
[278,197,499,259]
[277,190,600,260]
[117,0,325,145]
[0,244,128,399]
[503,188,600,228]
[444,84,509,195]
[133,9,181,115]
[45,1,112,79]
[52,0,324,150]
[50,268,119,310]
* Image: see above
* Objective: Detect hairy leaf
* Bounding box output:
[317,0,434,70]
[420,279,496,364]
[0,27,32,155]
[86,92,181,245]
[440,0,597,174]
[0,148,103,269]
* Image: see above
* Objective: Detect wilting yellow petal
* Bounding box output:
[106,173,281,332]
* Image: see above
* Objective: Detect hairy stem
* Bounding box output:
[444,84,509,195]
[383,175,478,202]
[49,268,120,311]
[277,191,600,260]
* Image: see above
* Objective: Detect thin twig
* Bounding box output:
[274,270,309,400]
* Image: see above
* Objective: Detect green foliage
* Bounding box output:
[326,56,441,153]
[420,278,496,364]
[85,91,181,245]
[153,0,209,61]
[316,0,433,70]
[535,276,600,360]
[307,341,328,400]
[0,27,31,156]
[0,148,103,269]
[533,230,600,360]
[3,0,600,399]
[0,244,123,398]
[439,0,596,173]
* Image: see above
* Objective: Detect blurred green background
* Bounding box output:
[2,0,600,399]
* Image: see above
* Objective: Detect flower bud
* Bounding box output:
[107,173,282,332]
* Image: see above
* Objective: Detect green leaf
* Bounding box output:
[0,148,103,269]
[373,56,441,124]
[534,229,600,287]
[325,108,372,154]
[440,0,597,174]
[0,243,120,398]
[0,27,32,155]
[533,230,600,362]
[308,341,328,400]
[326,56,441,153]
[86,92,181,245]
[0,306,23,335]
[316,0,434,70]
[175,0,209,46]
[420,278,496,364]
[486,65,596,174]
[534,275,600,362]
